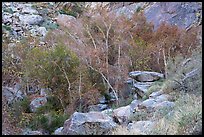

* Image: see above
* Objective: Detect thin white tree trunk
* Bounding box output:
[163,48,168,79]
[88,64,118,101]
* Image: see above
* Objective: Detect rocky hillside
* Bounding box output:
[2,2,202,135]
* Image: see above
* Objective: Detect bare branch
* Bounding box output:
[87,64,118,101]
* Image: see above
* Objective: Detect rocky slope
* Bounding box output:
[2,2,202,135]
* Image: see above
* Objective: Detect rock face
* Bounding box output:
[30,96,47,112]
[113,2,147,18]
[129,71,164,82]
[144,2,202,30]
[111,2,201,31]
[62,111,117,135]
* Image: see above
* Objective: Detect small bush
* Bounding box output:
[10,97,31,120]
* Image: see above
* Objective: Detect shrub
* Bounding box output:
[8,97,32,129]
[10,97,31,121]
[22,43,80,111]
[29,111,68,134]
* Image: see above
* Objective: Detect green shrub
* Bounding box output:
[23,44,80,109]
[19,97,31,113]
[10,97,31,118]
[29,111,68,134]
[8,97,32,128]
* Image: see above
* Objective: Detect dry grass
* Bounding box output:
[149,93,202,135]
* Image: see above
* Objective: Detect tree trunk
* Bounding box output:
[163,48,168,79]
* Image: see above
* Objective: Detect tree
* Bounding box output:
[22,43,80,113]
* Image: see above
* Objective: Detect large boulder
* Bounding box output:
[129,71,164,82]
[135,98,157,112]
[62,111,117,135]
[112,105,132,124]
[30,96,47,112]
[19,14,44,25]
